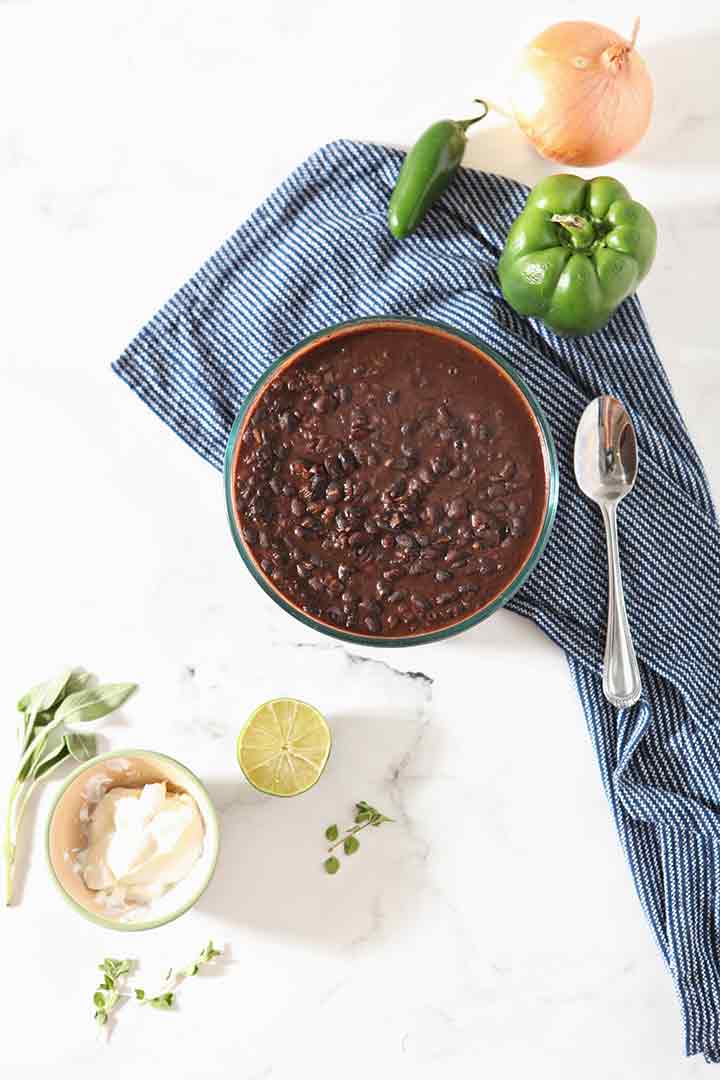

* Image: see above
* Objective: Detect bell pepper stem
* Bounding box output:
[551,213,596,250]
[457,99,489,131]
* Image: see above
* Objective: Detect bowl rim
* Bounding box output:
[45,748,221,933]
[224,315,559,647]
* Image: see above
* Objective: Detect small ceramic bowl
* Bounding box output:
[46,749,220,932]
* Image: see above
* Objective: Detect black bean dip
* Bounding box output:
[231,322,548,638]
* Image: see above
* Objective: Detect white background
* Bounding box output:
[1,1,719,1076]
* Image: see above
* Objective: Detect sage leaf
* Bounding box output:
[5,669,139,906]
[344,835,360,855]
[325,824,338,842]
[64,670,92,696]
[33,740,70,780]
[55,683,137,726]
[17,681,44,713]
[65,731,98,763]
[24,667,75,720]
[324,856,340,874]
[93,992,106,1009]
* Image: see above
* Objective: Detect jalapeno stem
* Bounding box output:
[457,99,489,131]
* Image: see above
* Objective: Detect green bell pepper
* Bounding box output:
[498,174,657,336]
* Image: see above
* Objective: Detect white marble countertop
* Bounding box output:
[2,1,719,1075]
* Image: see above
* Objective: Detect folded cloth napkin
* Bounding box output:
[114,140,720,1061]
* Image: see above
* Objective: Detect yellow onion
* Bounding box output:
[511,18,653,166]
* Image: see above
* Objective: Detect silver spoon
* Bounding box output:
[574,395,641,708]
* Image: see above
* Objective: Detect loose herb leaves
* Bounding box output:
[323,801,393,873]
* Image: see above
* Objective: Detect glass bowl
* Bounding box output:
[224,317,558,648]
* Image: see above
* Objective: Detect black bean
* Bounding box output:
[446,497,467,520]
[430,456,449,476]
[386,389,399,405]
[338,449,357,473]
[436,591,454,606]
[364,616,381,633]
[410,594,430,611]
[338,385,352,405]
[290,498,304,517]
[388,590,407,604]
[395,533,416,550]
[434,569,453,583]
[458,583,478,594]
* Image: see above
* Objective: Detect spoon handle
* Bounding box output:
[601,502,641,708]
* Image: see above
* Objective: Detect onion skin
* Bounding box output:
[511,20,653,166]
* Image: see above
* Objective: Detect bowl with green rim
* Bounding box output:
[224,316,558,647]
[46,749,220,932]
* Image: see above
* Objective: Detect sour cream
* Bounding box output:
[81,781,204,906]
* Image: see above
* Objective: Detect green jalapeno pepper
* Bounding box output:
[388,101,489,240]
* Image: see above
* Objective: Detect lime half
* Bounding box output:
[237,698,331,796]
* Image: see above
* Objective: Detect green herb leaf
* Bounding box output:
[32,739,70,780]
[201,941,221,963]
[64,670,92,696]
[324,856,341,874]
[95,1010,107,1026]
[181,939,221,976]
[343,835,360,855]
[135,989,145,1001]
[325,824,339,842]
[54,683,137,726]
[64,731,98,763]
[147,992,174,1010]
[93,991,106,1009]
[19,667,74,719]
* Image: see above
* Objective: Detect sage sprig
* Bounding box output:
[4,667,137,905]
[323,801,393,874]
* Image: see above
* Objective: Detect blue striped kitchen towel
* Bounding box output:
[114,140,720,1061]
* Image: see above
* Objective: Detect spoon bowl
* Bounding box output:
[574,396,638,503]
